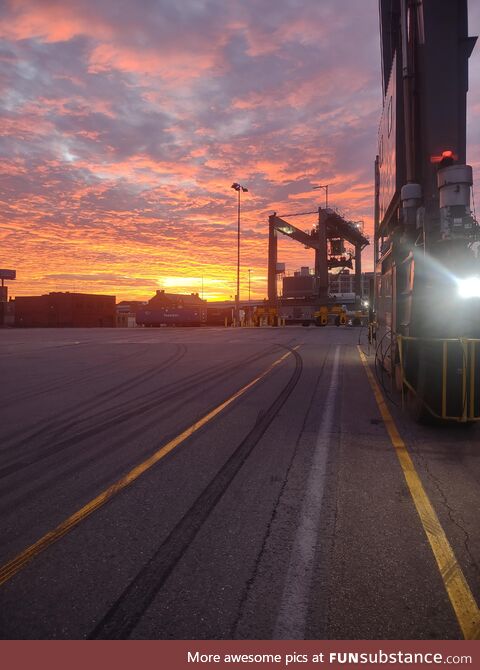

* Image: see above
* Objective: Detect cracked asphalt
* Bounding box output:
[0,327,479,639]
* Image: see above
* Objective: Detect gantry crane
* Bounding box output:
[267,207,369,324]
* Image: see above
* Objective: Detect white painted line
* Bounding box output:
[273,345,340,639]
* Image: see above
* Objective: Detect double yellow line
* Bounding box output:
[358,346,480,640]
[0,348,297,588]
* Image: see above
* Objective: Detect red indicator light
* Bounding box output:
[430,149,457,164]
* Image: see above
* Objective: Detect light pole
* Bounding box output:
[231,182,248,324]
[313,184,329,209]
[248,269,252,302]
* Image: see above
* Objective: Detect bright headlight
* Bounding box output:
[457,276,480,299]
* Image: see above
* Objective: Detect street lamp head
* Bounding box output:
[231,182,248,192]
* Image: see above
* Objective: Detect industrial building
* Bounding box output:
[276,266,373,323]
[14,292,116,328]
[282,267,317,298]
[281,268,374,301]
[0,299,14,327]
[116,300,146,328]
[0,268,16,327]
[328,270,374,300]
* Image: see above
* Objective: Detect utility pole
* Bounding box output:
[313,184,329,209]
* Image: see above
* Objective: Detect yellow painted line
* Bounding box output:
[0,347,298,588]
[357,346,480,640]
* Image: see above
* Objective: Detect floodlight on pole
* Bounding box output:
[231,182,248,324]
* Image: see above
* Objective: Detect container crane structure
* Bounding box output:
[267,207,369,324]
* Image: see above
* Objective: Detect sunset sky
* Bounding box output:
[1,0,479,302]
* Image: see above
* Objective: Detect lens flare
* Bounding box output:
[457,276,480,299]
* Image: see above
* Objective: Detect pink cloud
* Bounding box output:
[1,0,113,42]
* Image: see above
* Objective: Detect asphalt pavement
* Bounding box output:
[0,326,478,639]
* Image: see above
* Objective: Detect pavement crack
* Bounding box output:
[408,438,480,581]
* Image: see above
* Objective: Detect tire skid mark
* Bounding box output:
[231,344,332,638]
[1,345,153,409]
[0,345,187,462]
[88,347,303,639]
[0,345,282,484]
[0,347,300,593]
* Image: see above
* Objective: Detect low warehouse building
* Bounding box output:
[15,292,116,327]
